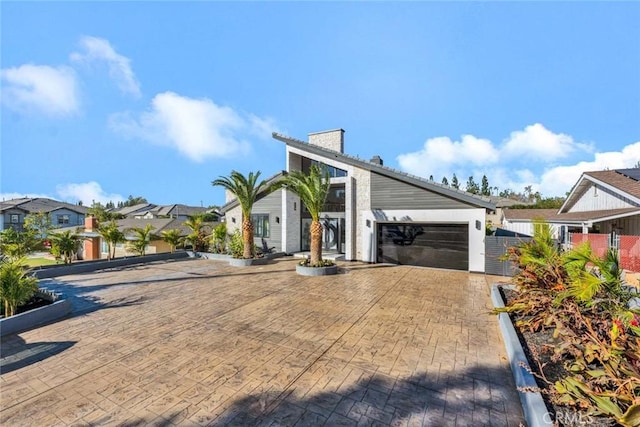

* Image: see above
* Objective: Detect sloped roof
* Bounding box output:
[561,168,640,213]
[583,169,640,199]
[0,198,88,214]
[504,207,640,224]
[110,203,157,216]
[150,204,208,217]
[272,132,495,210]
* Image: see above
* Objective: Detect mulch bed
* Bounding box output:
[0,295,53,318]
[501,287,618,427]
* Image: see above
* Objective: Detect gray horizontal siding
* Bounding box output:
[371,173,474,210]
[252,189,282,252]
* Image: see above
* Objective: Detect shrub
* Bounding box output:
[0,257,38,317]
[211,223,227,254]
[499,222,640,426]
[228,230,244,258]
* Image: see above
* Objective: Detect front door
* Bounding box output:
[301,217,345,253]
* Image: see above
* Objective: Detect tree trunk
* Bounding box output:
[310,220,323,265]
[242,218,254,259]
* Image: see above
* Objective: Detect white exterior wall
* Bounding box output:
[282,151,302,253]
[361,208,487,272]
[225,205,242,235]
[502,220,566,239]
[569,184,637,212]
[352,168,371,261]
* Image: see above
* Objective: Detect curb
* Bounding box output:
[491,284,552,427]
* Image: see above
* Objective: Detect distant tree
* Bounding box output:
[634,160,640,168]
[105,201,115,209]
[127,224,156,256]
[49,230,84,264]
[88,203,124,222]
[481,175,491,196]
[429,175,434,181]
[24,212,53,239]
[499,188,516,199]
[510,197,565,210]
[123,196,148,207]
[451,174,460,189]
[441,177,449,186]
[77,200,83,206]
[465,176,480,194]
[98,221,125,260]
[160,229,183,253]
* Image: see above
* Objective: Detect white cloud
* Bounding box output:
[1,64,80,116]
[70,36,141,98]
[397,134,499,179]
[109,92,275,162]
[538,141,640,196]
[396,124,640,197]
[56,182,125,206]
[502,123,592,161]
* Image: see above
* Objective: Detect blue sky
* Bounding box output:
[2,2,639,207]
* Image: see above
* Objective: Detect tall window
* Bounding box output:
[251,214,270,238]
[57,214,70,225]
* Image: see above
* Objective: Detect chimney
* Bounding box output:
[85,216,98,232]
[308,129,345,153]
[370,155,383,166]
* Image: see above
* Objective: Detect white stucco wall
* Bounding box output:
[361,208,488,272]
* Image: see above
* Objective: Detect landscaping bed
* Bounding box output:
[499,286,617,427]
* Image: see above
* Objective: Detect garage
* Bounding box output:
[376,223,469,271]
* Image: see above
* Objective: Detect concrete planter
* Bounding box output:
[229,257,269,267]
[296,264,338,276]
[1,292,71,337]
[491,284,551,427]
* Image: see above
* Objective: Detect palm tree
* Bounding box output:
[276,164,331,265]
[98,221,125,260]
[212,171,270,259]
[127,224,155,256]
[183,214,210,252]
[161,229,183,253]
[49,230,84,264]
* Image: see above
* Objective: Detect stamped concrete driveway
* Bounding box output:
[0,258,524,426]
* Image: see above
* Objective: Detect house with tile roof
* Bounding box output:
[0,197,88,232]
[502,168,640,239]
[222,129,496,272]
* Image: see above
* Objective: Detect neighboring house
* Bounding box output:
[111,203,210,220]
[63,216,218,260]
[485,197,532,229]
[0,197,88,232]
[501,168,640,240]
[222,129,495,272]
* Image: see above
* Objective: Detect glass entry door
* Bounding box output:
[301,217,345,253]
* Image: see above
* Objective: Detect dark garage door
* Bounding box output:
[377,223,469,271]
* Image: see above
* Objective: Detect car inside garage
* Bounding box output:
[376,222,469,271]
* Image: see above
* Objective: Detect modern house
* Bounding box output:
[223,129,495,272]
[502,169,640,239]
[0,198,88,232]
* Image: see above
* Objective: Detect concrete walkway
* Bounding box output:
[0,258,523,426]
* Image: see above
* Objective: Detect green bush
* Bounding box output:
[0,257,38,317]
[228,230,244,258]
